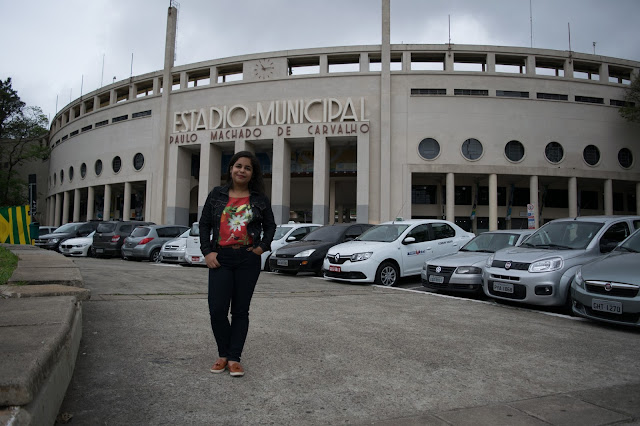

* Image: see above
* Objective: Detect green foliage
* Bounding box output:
[0,78,50,206]
[619,75,640,123]
[0,246,18,285]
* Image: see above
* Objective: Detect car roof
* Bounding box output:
[379,219,450,225]
[548,215,640,224]
[480,229,533,234]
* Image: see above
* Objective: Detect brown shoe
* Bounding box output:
[210,358,228,374]
[228,362,245,377]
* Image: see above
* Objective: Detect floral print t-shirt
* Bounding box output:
[218,196,254,247]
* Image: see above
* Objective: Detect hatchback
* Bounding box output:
[159,229,190,264]
[122,225,190,262]
[93,220,153,257]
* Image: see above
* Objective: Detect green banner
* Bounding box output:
[0,205,32,244]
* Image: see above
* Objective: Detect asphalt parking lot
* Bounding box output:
[57,257,640,425]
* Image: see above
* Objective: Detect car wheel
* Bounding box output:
[88,246,95,257]
[150,248,161,263]
[564,283,575,316]
[264,255,271,272]
[375,261,399,287]
[121,250,128,260]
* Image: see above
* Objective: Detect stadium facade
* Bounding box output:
[44,2,640,233]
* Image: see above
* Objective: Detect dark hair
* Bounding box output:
[226,151,265,194]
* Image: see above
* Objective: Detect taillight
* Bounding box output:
[138,237,154,245]
[111,235,121,242]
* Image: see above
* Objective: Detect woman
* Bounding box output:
[199,151,276,377]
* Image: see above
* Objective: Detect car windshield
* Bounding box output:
[131,227,151,237]
[53,223,80,234]
[460,232,521,253]
[179,229,190,238]
[96,223,116,233]
[189,223,199,237]
[273,226,295,240]
[357,225,409,242]
[615,230,640,253]
[302,226,348,243]
[521,221,603,250]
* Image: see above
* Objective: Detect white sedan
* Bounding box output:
[323,219,474,286]
[59,231,96,257]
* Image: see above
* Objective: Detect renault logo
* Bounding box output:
[334,253,340,262]
[504,261,512,270]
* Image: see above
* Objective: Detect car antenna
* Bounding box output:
[393,200,408,224]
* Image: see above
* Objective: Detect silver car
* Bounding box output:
[159,229,190,264]
[483,216,640,308]
[422,229,533,293]
[122,225,189,262]
[571,229,640,327]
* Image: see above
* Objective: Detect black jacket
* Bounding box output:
[199,184,276,257]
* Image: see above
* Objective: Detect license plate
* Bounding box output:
[277,259,288,266]
[96,248,104,253]
[329,265,341,272]
[493,282,514,294]
[592,299,622,314]
[192,256,200,262]
[428,275,444,284]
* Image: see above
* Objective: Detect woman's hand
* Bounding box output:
[205,252,220,269]
[248,246,264,256]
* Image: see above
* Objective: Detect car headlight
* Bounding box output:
[350,252,372,262]
[528,257,563,273]
[456,266,482,274]
[294,249,316,258]
[50,238,60,243]
[78,243,89,248]
[486,254,495,267]
[574,268,585,288]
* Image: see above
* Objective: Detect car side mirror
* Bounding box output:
[344,236,355,242]
[287,236,296,242]
[403,236,416,244]
[600,240,618,253]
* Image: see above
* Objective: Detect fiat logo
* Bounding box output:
[604,282,613,292]
[504,261,512,270]
[435,266,442,273]
[334,253,340,262]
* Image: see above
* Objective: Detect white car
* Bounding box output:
[59,231,96,257]
[159,229,190,264]
[323,219,474,286]
[184,222,206,266]
[262,222,322,270]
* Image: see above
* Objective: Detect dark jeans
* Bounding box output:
[207,247,261,362]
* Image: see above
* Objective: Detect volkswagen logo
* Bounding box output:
[435,266,442,273]
[604,282,612,292]
[334,253,340,263]
[504,261,512,270]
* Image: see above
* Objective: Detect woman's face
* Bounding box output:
[230,156,253,187]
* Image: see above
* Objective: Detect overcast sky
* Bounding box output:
[2,0,639,124]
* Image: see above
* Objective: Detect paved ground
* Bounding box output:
[57,257,640,425]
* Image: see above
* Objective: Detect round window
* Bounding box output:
[69,166,74,181]
[81,163,87,179]
[504,140,525,162]
[112,156,122,173]
[461,138,483,160]
[618,148,633,169]
[583,145,600,166]
[545,142,564,164]
[95,159,103,176]
[133,153,145,171]
[418,138,440,160]
[60,169,64,182]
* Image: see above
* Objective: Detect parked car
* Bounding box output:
[484,216,640,308]
[159,229,190,264]
[93,220,154,258]
[422,229,533,293]
[121,225,189,262]
[324,219,474,286]
[34,221,100,252]
[571,228,640,327]
[59,231,96,257]
[184,222,207,266]
[39,226,57,236]
[262,222,322,270]
[270,223,373,276]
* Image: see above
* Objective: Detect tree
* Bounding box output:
[619,74,640,123]
[0,78,50,206]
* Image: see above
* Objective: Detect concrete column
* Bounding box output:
[73,188,81,222]
[123,182,132,220]
[87,186,95,220]
[446,172,455,222]
[234,140,253,153]
[329,181,336,224]
[604,179,613,215]
[319,55,329,74]
[153,77,160,95]
[359,53,369,72]
[530,175,539,229]
[198,142,222,220]
[180,71,188,89]
[93,95,100,110]
[568,177,578,217]
[62,191,70,224]
[145,181,153,222]
[166,146,191,225]
[129,83,136,101]
[599,63,610,83]
[103,184,112,221]
[209,66,218,85]
[526,55,536,75]
[312,135,330,224]
[471,184,478,234]
[402,51,411,71]
[54,193,61,227]
[564,57,574,79]
[271,138,291,225]
[110,88,116,105]
[489,174,498,231]
[356,132,370,223]
[445,51,454,71]
[380,0,391,221]
[486,53,496,73]
[80,102,86,116]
